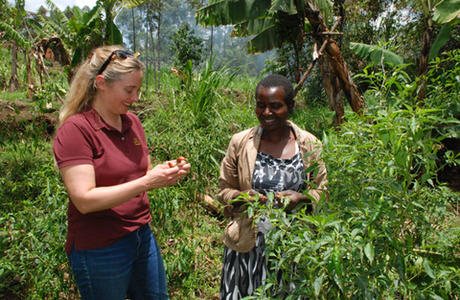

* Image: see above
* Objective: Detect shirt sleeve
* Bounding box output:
[53,121,95,168]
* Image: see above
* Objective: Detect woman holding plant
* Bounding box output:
[53,45,190,300]
[218,74,327,299]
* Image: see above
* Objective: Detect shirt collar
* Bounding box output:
[83,108,133,133]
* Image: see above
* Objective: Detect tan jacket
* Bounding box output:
[218,120,328,206]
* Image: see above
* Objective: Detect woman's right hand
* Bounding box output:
[144,159,191,190]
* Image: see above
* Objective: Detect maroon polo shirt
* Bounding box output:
[53,109,152,253]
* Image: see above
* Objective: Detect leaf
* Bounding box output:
[313,274,323,296]
[294,248,306,263]
[350,42,404,66]
[270,0,297,14]
[356,276,369,292]
[423,259,436,279]
[124,0,148,9]
[410,116,417,135]
[244,20,280,53]
[106,20,123,45]
[433,0,460,24]
[364,242,374,264]
[428,23,452,61]
[0,21,29,48]
[196,0,271,26]
[234,16,276,36]
[395,252,406,281]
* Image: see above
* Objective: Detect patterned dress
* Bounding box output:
[220,147,306,300]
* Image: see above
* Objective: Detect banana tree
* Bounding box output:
[36,0,148,78]
[0,0,31,92]
[416,0,460,101]
[197,0,365,124]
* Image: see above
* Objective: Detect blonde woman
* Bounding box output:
[53,45,190,300]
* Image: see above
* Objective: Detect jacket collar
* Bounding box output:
[251,120,300,149]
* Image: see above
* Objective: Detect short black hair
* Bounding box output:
[255,74,295,109]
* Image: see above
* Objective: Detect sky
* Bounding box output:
[23,0,96,12]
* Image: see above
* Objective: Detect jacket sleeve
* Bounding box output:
[218,134,243,205]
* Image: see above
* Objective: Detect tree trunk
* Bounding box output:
[131,8,137,51]
[105,5,113,43]
[416,17,433,103]
[210,26,214,59]
[150,30,157,89]
[320,56,344,125]
[9,42,19,92]
[145,27,149,90]
[26,50,34,100]
[156,10,162,90]
[303,1,365,122]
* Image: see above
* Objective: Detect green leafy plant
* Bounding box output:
[183,57,236,127]
[170,23,204,71]
[241,51,460,299]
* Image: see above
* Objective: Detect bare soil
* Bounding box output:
[0,99,58,139]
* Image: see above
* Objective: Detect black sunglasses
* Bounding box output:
[97,50,134,75]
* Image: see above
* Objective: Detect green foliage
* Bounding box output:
[433,0,460,24]
[0,47,458,300]
[68,5,105,67]
[137,73,258,298]
[0,131,72,298]
[182,57,236,127]
[350,42,404,66]
[31,67,69,113]
[196,0,333,54]
[196,0,271,26]
[428,23,453,62]
[242,50,460,299]
[0,64,262,299]
[423,50,460,136]
[353,63,414,108]
[39,0,147,68]
[170,23,205,70]
[0,21,29,48]
[0,0,32,49]
[0,58,10,90]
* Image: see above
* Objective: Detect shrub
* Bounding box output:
[245,50,460,299]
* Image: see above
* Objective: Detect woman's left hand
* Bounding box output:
[276,190,307,212]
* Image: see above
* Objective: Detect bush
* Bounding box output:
[245,51,460,299]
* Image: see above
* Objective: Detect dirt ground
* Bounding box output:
[0,99,58,138]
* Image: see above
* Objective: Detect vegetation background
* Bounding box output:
[0,0,459,299]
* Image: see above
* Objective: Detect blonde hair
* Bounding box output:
[57,45,144,127]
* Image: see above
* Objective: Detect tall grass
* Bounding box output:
[183,57,237,127]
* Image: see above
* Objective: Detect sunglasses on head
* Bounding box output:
[97,50,135,75]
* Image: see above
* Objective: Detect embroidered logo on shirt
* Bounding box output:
[133,137,141,146]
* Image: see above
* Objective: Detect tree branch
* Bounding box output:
[294,18,342,96]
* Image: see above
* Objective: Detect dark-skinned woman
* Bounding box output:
[218,74,327,299]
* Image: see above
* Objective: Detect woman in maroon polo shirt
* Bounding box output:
[53,45,190,300]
